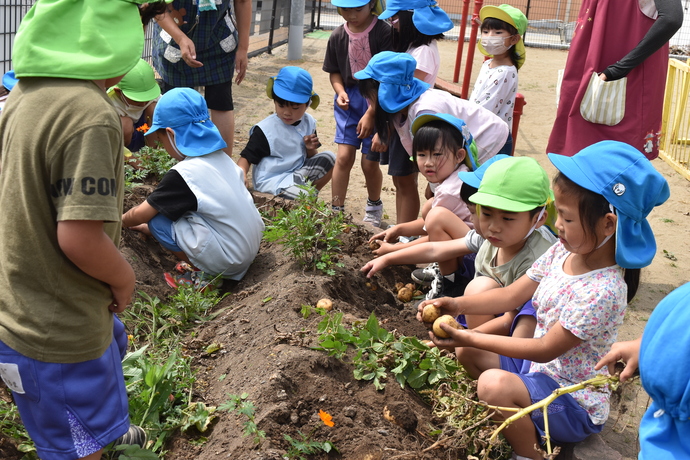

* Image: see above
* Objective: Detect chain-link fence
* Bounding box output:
[3,0,690,75]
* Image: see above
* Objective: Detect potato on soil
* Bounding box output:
[397,287,413,302]
[421,304,441,323]
[405,283,415,291]
[432,315,459,338]
[395,282,405,291]
[316,298,333,311]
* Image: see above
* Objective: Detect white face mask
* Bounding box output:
[111,91,150,121]
[480,35,512,56]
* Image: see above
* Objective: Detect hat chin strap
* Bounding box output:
[522,206,546,240]
[595,203,616,250]
[167,131,186,159]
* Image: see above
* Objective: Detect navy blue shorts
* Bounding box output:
[162,79,234,111]
[380,129,416,176]
[0,318,131,459]
[148,213,182,252]
[333,86,377,159]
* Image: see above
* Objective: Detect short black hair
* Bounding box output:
[393,10,444,52]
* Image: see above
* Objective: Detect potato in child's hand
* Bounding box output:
[432,315,459,338]
[421,304,441,324]
[369,240,381,251]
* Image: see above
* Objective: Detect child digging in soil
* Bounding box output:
[237,66,336,199]
[123,87,263,289]
[0,1,164,458]
[418,141,669,460]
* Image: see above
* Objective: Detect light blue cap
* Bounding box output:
[548,141,669,269]
[457,153,510,187]
[379,0,453,35]
[353,51,430,113]
[146,88,227,157]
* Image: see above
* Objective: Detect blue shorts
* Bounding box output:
[333,86,378,160]
[380,129,416,176]
[0,319,131,459]
[148,213,182,252]
[499,369,603,444]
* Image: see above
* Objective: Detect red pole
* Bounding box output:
[511,93,526,155]
[461,0,483,99]
[453,0,471,84]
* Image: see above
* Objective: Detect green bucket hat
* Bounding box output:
[470,156,552,212]
[115,59,162,102]
[477,4,527,69]
[13,0,161,80]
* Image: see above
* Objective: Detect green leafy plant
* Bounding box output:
[284,432,337,460]
[263,184,350,275]
[316,312,460,391]
[0,399,35,457]
[218,393,266,445]
[124,144,178,188]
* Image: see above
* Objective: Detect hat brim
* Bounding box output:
[122,85,161,103]
[334,0,383,15]
[2,71,18,91]
[470,191,538,212]
[266,77,319,110]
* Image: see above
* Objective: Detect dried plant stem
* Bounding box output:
[484,374,618,456]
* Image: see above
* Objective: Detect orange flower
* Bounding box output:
[319,409,334,427]
[136,123,150,134]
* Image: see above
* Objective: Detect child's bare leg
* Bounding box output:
[420,198,433,220]
[456,346,501,379]
[331,144,356,207]
[171,250,192,266]
[464,276,502,329]
[313,168,334,191]
[512,315,537,339]
[478,369,543,459]
[425,206,470,275]
[128,223,152,236]
[360,156,382,202]
[392,173,419,224]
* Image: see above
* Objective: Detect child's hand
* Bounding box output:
[372,240,397,256]
[356,112,375,139]
[427,325,469,349]
[336,92,350,110]
[371,133,387,152]
[369,226,401,244]
[594,337,641,383]
[416,297,459,322]
[109,281,135,314]
[303,134,321,150]
[360,256,389,278]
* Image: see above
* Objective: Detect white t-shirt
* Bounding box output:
[396,89,510,163]
[469,59,518,128]
[407,41,440,85]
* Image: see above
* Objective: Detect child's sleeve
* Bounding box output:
[322,27,344,74]
[239,126,271,164]
[146,170,197,221]
[526,242,559,283]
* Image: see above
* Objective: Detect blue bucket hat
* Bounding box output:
[457,153,510,187]
[353,51,430,113]
[411,113,476,169]
[266,66,319,109]
[638,282,690,459]
[146,88,227,157]
[379,0,454,35]
[548,140,669,269]
[2,71,18,91]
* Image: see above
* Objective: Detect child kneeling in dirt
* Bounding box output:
[123,88,264,288]
[238,66,336,199]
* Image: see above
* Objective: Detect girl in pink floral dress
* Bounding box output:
[417,141,669,459]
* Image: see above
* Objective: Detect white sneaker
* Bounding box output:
[363,203,383,228]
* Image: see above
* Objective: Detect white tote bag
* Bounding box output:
[580,72,627,126]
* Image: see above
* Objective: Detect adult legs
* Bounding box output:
[210,109,235,158]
